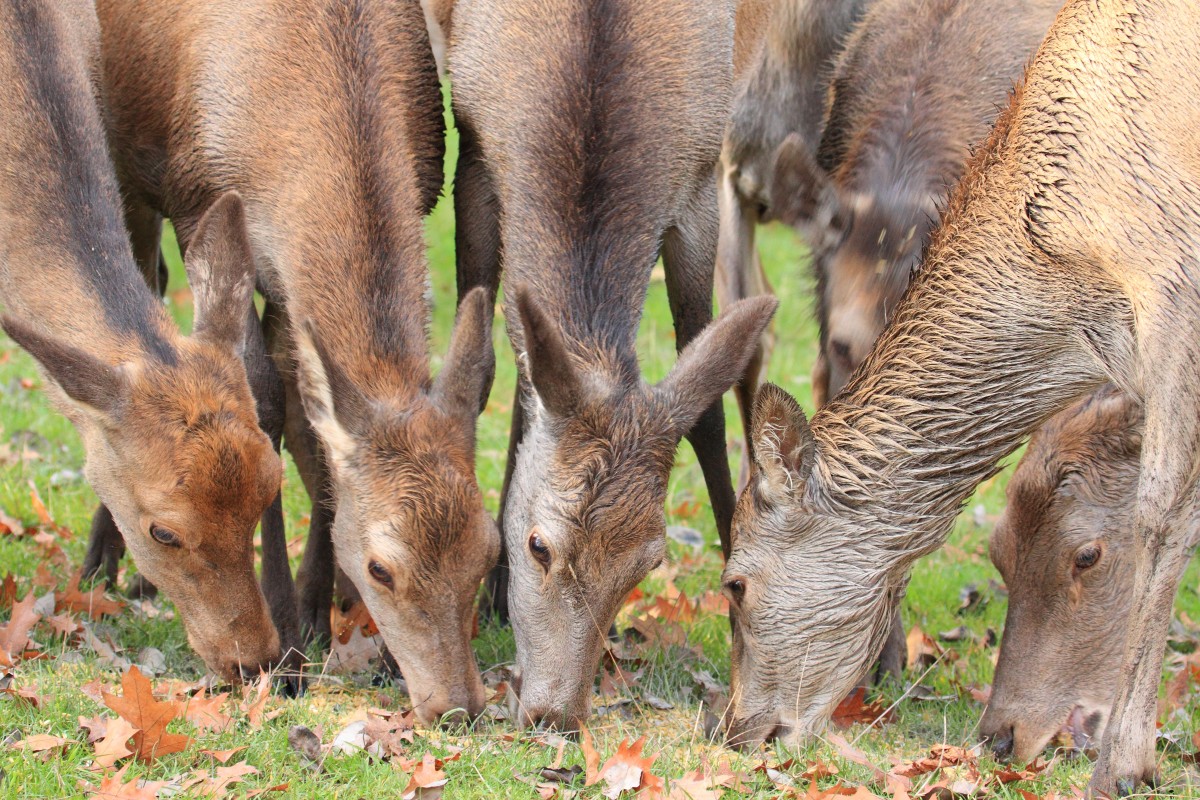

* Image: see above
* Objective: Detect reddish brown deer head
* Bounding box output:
[295,288,499,723]
[2,195,283,682]
[983,386,1148,763]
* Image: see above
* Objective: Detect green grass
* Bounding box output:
[3,100,1200,799]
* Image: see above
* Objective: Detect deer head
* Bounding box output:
[983,386,1145,763]
[294,287,499,725]
[503,292,777,730]
[723,383,909,747]
[2,193,283,682]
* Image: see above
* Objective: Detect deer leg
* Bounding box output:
[242,300,303,689]
[663,178,738,558]
[82,202,164,590]
[455,115,511,619]
[1089,380,1200,797]
[715,156,774,491]
[267,305,337,650]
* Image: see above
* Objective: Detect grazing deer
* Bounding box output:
[94,0,498,723]
[717,0,872,432]
[723,0,1199,793]
[770,0,1062,407]
[450,0,777,729]
[983,386,1199,764]
[0,0,282,682]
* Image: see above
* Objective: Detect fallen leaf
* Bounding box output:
[0,591,41,663]
[581,726,601,785]
[47,613,81,636]
[11,733,72,753]
[906,626,941,671]
[103,665,193,762]
[56,571,124,619]
[239,672,271,728]
[79,714,109,743]
[202,746,248,764]
[90,716,138,769]
[595,737,662,799]
[832,688,895,728]
[183,689,233,734]
[828,733,887,782]
[183,761,260,798]
[85,763,167,799]
[402,751,448,798]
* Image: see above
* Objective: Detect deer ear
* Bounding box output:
[184,192,256,357]
[433,286,495,419]
[515,286,581,418]
[293,322,371,467]
[658,295,777,438]
[1,316,126,417]
[769,133,844,230]
[751,383,815,500]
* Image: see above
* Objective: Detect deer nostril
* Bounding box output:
[990,727,1015,761]
[238,664,261,684]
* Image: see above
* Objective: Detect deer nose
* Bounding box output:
[989,726,1015,762]
[238,663,263,684]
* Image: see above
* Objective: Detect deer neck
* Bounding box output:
[809,234,1115,561]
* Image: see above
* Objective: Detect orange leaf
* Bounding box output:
[79,714,109,743]
[56,571,124,619]
[184,689,233,733]
[85,763,166,800]
[0,591,41,663]
[832,688,895,728]
[239,672,271,728]
[596,737,661,799]
[103,665,193,762]
[202,746,248,764]
[28,481,55,529]
[90,715,138,770]
[581,726,602,785]
[11,733,71,753]
[402,752,449,797]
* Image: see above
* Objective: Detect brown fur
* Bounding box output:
[769,0,1061,406]
[726,0,1200,793]
[450,0,777,728]
[982,386,1198,764]
[96,0,498,723]
[716,0,873,443]
[0,0,281,682]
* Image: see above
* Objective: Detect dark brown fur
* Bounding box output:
[0,0,282,682]
[450,0,776,728]
[770,0,1061,406]
[95,0,497,723]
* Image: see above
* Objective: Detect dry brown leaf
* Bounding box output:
[183,689,233,733]
[86,763,166,799]
[402,751,449,798]
[103,665,193,762]
[581,725,602,785]
[906,626,941,671]
[2,682,44,707]
[56,571,124,619]
[595,736,663,799]
[202,746,248,764]
[90,716,138,770]
[0,573,16,608]
[47,612,81,636]
[240,672,271,728]
[81,677,115,703]
[833,688,895,728]
[0,591,41,663]
[246,783,289,797]
[806,783,885,799]
[12,733,72,753]
[668,768,721,800]
[828,733,887,782]
[79,714,109,743]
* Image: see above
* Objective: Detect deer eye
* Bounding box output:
[528,530,551,569]
[724,577,746,605]
[150,525,180,547]
[1074,545,1102,572]
[368,560,394,587]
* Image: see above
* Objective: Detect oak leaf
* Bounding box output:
[832,688,895,728]
[239,672,271,728]
[183,689,233,733]
[86,763,166,799]
[103,665,192,762]
[401,751,449,798]
[0,591,41,663]
[56,571,124,619]
[11,733,71,753]
[90,715,138,769]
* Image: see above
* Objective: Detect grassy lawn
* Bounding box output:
[3,98,1200,799]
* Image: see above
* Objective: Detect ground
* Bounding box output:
[2,100,1200,799]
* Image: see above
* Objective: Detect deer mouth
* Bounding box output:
[725,711,787,751]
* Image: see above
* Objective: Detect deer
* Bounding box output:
[92,0,499,723]
[722,0,1200,794]
[983,386,1199,765]
[449,0,778,729]
[717,0,873,439]
[0,0,282,683]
